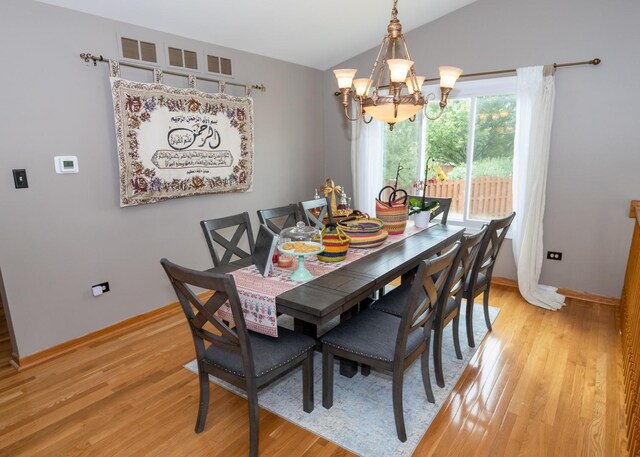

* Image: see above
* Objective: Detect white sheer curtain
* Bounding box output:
[351,119,383,216]
[512,65,565,310]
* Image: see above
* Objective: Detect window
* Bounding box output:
[382,77,516,226]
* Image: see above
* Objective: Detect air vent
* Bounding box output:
[120,37,157,63]
[168,47,198,70]
[207,55,232,76]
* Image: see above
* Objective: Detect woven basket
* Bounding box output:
[317,227,350,262]
[337,217,388,249]
[375,187,409,235]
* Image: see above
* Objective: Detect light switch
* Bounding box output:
[12,169,28,189]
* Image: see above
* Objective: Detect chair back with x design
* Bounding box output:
[257,204,301,234]
[200,212,255,267]
[468,212,515,288]
[299,198,333,228]
[160,258,254,376]
[444,226,488,306]
[396,242,460,361]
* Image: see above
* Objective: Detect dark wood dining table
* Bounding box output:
[276,223,464,335]
[208,223,464,375]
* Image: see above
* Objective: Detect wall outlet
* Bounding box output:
[547,251,562,261]
[91,282,110,294]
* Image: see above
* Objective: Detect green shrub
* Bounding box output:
[446,156,513,180]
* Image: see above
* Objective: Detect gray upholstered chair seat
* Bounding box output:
[372,285,457,320]
[371,282,413,317]
[465,271,487,292]
[205,327,316,377]
[321,309,425,362]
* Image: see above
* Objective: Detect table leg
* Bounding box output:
[294,318,318,339]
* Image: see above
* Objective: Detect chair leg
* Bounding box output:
[433,326,445,388]
[322,346,334,409]
[392,371,407,442]
[420,341,435,404]
[302,351,314,413]
[452,315,463,360]
[247,385,259,457]
[466,293,476,348]
[361,364,371,376]
[483,286,492,331]
[195,368,210,433]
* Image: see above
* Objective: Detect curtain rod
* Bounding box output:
[79,52,267,93]
[334,57,601,95]
[423,57,601,83]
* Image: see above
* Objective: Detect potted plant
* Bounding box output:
[409,158,442,228]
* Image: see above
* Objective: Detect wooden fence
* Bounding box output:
[384,176,513,218]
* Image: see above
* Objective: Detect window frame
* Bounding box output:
[422,76,517,230]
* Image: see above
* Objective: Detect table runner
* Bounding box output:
[218,222,430,337]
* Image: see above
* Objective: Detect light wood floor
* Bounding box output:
[0,286,627,456]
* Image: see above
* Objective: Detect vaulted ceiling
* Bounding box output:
[37,0,477,70]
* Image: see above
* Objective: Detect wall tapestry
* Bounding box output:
[109,60,253,207]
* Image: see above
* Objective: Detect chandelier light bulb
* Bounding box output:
[353,78,370,97]
[387,59,413,83]
[405,75,426,94]
[438,66,464,89]
[333,69,357,89]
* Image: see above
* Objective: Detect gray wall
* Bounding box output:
[0,0,325,356]
[324,0,640,298]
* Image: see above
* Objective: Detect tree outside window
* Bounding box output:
[382,77,517,224]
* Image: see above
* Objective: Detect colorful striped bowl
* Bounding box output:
[337,218,388,249]
[344,229,389,249]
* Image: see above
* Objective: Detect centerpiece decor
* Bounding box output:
[317,226,351,263]
[319,178,352,220]
[410,158,444,228]
[376,162,409,234]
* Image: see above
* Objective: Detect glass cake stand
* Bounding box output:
[278,241,324,282]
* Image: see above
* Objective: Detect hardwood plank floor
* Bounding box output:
[0,286,627,456]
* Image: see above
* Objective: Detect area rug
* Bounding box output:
[184,303,499,457]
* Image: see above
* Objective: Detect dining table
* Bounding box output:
[207,222,464,376]
[276,223,464,337]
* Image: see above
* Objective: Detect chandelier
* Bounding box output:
[334,0,463,130]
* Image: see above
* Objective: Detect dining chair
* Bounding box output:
[371,227,486,387]
[377,195,451,298]
[465,211,516,347]
[160,258,315,457]
[320,242,460,442]
[257,204,301,234]
[299,197,333,228]
[409,196,452,224]
[432,226,486,386]
[200,212,255,268]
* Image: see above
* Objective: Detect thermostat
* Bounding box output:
[54,156,79,174]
